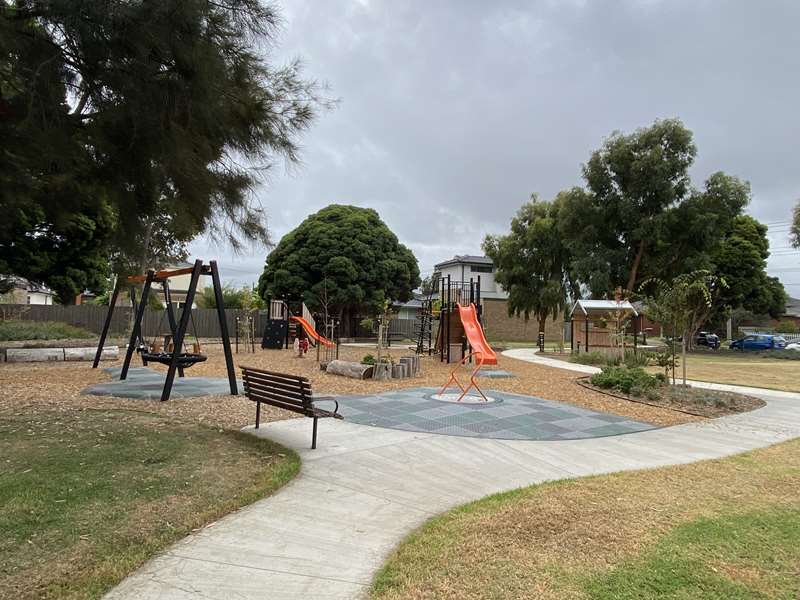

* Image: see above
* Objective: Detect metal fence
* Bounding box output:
[739,327,800,343]
[0,304,269,340]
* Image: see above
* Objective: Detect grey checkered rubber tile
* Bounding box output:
[334,387,656,440]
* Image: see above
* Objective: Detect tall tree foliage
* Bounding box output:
[258,205,420,332]
[0,9,115,301]
[556,119,785,318]
[484,195,574,334]
[560,119,696,294]
[1,0,325,298]
[791,200,800,249]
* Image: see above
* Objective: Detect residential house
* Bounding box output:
[0,277,56,305]
[433,255,565,343]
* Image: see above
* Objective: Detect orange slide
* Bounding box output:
[438,303,497,401]
[291,316,335,348]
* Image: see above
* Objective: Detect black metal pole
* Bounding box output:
[161,260,203,401]
[121,270,154,380]
[93,277,121,368]
[446,274,451,363]
[162,280,184,378]
[211,260,238,396]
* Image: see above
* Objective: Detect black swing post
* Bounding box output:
[92,277,121,368]
[161,260,204,401]
[162,278,185,378]
[211,260,238,398]
[121,269,155,380]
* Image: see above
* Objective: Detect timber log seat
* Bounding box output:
[241,366,342,449]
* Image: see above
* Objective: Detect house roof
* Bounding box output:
[785,297,800,318]
[434,255,494,269]
[570,299,638,317]
[1,276,54,295]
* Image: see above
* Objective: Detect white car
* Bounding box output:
[786,342,800,351]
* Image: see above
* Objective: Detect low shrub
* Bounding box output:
[570,351,607,365]
[590,366,662,396]
[571,350,652,368]
[362,354,375,365]
[0,320,93,341]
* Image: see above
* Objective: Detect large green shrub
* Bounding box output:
[590,366,662,397]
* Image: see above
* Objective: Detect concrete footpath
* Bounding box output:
[105,354,800,599]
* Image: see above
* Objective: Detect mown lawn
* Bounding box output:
[657,351,800,392]
[372,439,800,600]
[0,407,299,600]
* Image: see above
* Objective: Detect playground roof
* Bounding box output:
[570,299,638,318]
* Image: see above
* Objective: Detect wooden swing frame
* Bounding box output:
[92,259,238,401]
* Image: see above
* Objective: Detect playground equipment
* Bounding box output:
[235,313,256,354]
[437,303,497,401]
[261,298,339,362]
[434,275,483,364]
[93,260,238,401]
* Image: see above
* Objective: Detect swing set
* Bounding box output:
[93,259,238,401]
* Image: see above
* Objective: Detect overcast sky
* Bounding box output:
[190,0,800,297]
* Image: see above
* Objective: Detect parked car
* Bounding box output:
[695,331,720,350]
[729,334,787,351]
[786,342,800,351]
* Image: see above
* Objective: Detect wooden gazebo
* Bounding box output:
[570,299,640,355]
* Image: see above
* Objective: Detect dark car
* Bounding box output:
[729,334,787,351]
[696,331,720,350]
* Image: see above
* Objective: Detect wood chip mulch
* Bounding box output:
[0,344,705,429]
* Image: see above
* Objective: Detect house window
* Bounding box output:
[26,295,31,304]
[470,265,493,273]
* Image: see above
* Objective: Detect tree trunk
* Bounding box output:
[626,239,646,294]
[681,338,687,385]
[325,360,373,379]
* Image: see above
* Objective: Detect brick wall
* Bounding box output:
[481,298,565,342]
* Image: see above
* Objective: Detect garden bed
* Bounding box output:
[579,365,765,418]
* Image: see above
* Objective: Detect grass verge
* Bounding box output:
[372,439,800,600]
[0,407,299,600]
[0,320,93,341]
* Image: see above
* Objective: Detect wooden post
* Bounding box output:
[121,270,154,380]
[93,277,121,368]
[584,315,589,353]
[211,260,239,396]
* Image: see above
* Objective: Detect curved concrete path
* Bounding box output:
[105,355,800,600]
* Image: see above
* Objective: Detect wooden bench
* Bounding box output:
[241,366,342,449]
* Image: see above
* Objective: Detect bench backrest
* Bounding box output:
[241,366,313,414]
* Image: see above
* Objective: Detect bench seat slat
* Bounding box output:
[243,379,309,403]
[240,366,309,383]
[244,388,309,409]
[243,371,311,389]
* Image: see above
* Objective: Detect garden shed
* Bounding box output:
[570,299,640,354]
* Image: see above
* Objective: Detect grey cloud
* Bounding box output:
[190,0,800,293]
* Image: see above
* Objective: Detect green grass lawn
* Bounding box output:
[372,439,800,600]
[0,320,93,341]
[0,408,299,600]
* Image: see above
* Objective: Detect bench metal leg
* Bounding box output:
[311,417,318,449]
[255,400,261,429]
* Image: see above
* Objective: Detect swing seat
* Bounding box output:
[140,352,208,367]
